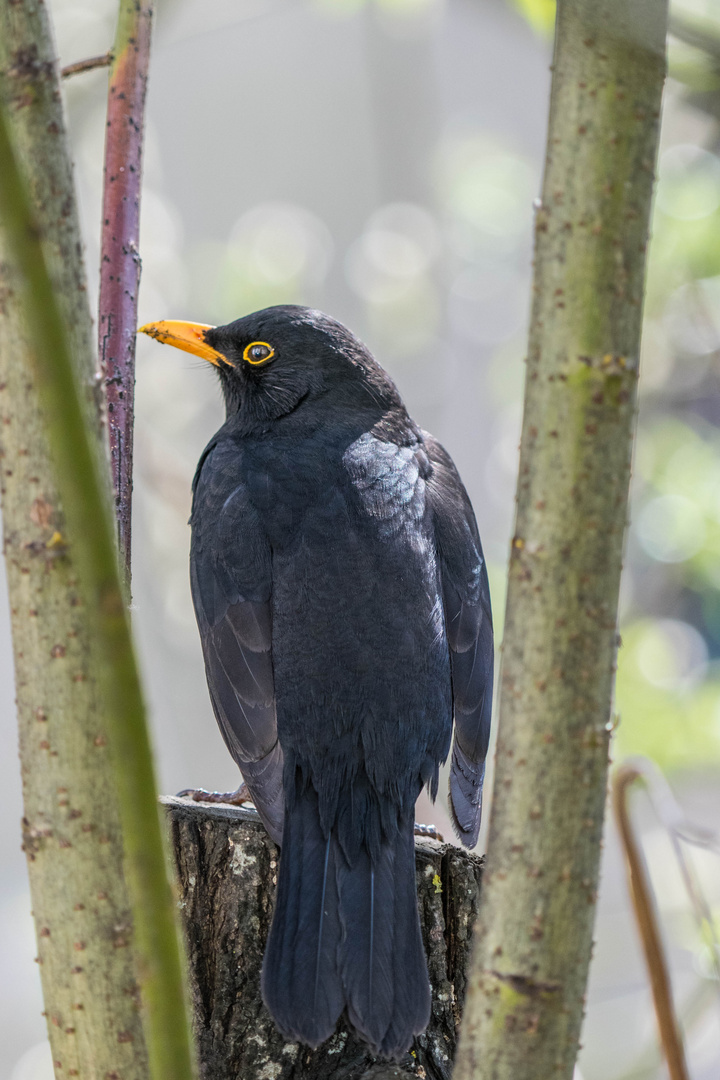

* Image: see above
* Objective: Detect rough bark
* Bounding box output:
[454,3,668,1079]
[98,0,153,583]
[0,3,149,1077]
[164,797,483,1080]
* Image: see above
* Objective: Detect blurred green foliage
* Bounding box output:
[509,0,555,35]
[615,621,720,769]
[501,0,720,773]
[613,6,720,772]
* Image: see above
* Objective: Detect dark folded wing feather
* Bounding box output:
[190,447,283,844]
[423,433,494,849]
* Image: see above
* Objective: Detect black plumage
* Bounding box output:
[145,305,493,1058]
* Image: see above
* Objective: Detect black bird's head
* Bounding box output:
[139,305,403,430]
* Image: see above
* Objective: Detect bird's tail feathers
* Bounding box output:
[261,786,344,1047]
[261,790,430,1058]
[339,812,430,1057]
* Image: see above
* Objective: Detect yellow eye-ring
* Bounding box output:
[243,341,275,365]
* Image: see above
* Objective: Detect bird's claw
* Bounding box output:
[176,783,253,807]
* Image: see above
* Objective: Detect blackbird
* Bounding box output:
[140,306,493,1058]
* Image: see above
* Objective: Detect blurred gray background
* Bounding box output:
[2,0,720,1077]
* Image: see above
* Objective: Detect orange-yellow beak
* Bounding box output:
[137,320,229,367]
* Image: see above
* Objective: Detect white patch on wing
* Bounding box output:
[343,433,427,540]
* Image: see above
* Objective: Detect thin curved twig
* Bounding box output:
[612,764,691,1080]
[625,757,720,990]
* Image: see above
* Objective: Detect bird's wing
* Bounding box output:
[423,433,494,848]
[190,444,283,844]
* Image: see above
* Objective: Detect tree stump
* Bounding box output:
[163,796,483,1080]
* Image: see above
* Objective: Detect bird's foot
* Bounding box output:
[176,783,253,807]
[414,821,444,841]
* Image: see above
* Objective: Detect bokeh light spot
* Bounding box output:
[656,144,720,221]
[636,493,706,563]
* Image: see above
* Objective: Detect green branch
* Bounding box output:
[0,2,148,1074]
[0,74,195,1080]
[454,2,668,1078]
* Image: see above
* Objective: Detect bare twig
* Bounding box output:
[98,0,153,586]
[60,52,112,78]
[612,765,691,1080]
[624,757,720,993]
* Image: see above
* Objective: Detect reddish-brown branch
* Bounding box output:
[612,765,691,1080]
[98,1,153,585]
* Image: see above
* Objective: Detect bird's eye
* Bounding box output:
[243,341,274,365]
